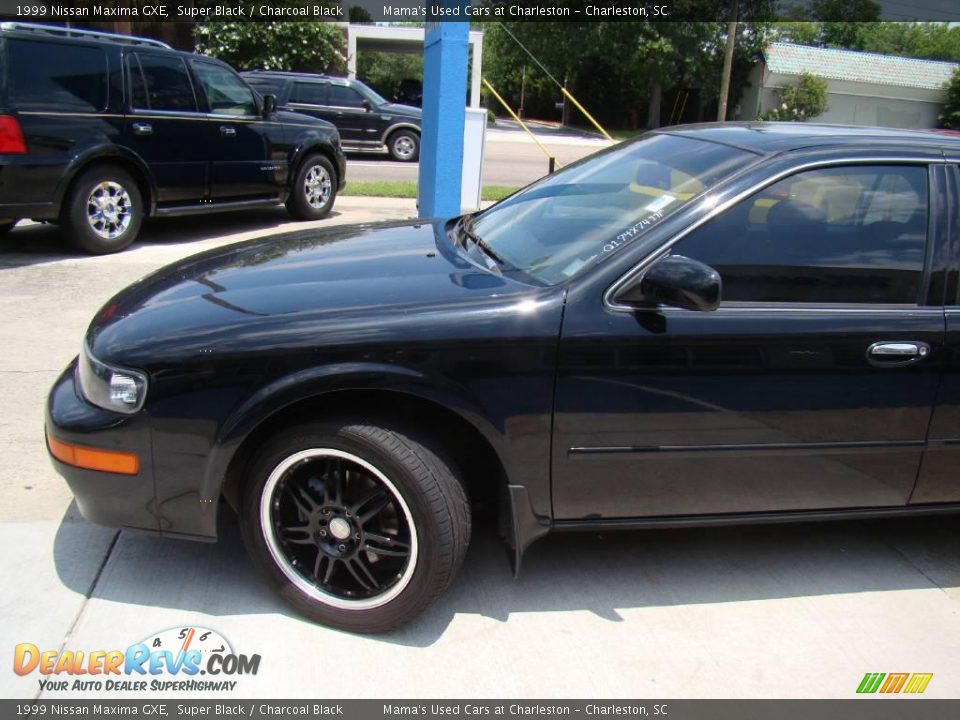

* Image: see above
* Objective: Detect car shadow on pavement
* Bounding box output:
[0,209,343,268]
[53,500,960,647]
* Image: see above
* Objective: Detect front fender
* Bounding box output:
[199,362,509,507]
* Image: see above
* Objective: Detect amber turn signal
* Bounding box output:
[47,435,139,475]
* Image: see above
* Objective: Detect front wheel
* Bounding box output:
[286,155,337,220]
[240,420,470,633]
[387,130,420,162]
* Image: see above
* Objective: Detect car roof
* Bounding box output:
[660,122,960,154]
[242,71,353,86]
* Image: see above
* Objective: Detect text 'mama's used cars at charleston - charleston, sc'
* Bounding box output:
[0,23,346,254]
[47,122,960,632]
[242,70,423,163]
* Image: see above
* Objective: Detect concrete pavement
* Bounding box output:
[2,201,960,700]
[348,125,611,187]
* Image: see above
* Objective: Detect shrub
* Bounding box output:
[761,72,829,121]
[939,67,960,130]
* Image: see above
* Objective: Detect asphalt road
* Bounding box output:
[2,203,960,699]
[347,128,610,187]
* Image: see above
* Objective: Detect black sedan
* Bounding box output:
[46,123,960,632]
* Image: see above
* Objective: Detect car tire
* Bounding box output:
[240,419,470,633]
[286,154,337,220]
[387,130,420,162]
[0,219,18,235]
[62,166,143,254]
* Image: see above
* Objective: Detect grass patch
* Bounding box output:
[342,181,519,202]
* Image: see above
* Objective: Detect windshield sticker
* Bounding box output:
[644,194,676,213]
[604,210,665,254]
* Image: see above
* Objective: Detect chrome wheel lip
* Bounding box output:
[392,135,416,160]
[86,181,133,240]
[260,448,419,611]
[303,165,332,209]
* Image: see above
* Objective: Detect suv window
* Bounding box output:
[192,61,256,116]
[292,82,327,106]
[128,54,198,113]
[246,77,286,98]
[328,84,366,109]
[8,39,107,112]
[673,165,929,305]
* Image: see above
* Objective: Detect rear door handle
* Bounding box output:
[867,341,930,367]
[220,125,237,137]
[131,122,152,136]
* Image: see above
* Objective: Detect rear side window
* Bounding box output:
[674,165,930,305]
[129,53,198,113]
[328,84,365,108]
[246,77,286,98]
[291,82,327,105]
[8,39,107,112]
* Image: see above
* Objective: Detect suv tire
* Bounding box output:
[240,419,470,633]
[62,166,143,254]
[286,154,337,220]
[387,130,420,162]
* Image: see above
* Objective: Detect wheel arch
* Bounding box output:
[210,369,511,527]
[381,123,421,146]
[289,140,340,190]
[54,146,157,216]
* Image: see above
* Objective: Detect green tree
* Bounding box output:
[939,68,960,130]
[357,51,423,100]
[195,21,345,73]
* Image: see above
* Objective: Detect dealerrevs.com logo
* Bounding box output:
[14,626,261,693]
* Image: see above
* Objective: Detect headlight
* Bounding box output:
[76,343,148,414]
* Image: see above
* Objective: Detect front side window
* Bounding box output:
[129,53,197,113]
[467,134,756,285]
[192,61,256,116]
[672,165,929,305]
[328,85,366,109]
[8,39,107,112]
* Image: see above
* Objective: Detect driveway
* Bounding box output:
[2,203,959,699]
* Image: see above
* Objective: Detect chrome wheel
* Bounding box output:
[260,448,418,610]
[303,164,332,209]
[391,135,417,161]
[86,181,132,240]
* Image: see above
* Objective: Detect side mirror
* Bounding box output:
[262,94,277,116]
[614,254,721,311]
[362,100,373,112]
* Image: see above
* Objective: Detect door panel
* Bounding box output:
[553,162,945,520]
[191,60,285,199]
[553,308,942,518]
[124,53,207,203]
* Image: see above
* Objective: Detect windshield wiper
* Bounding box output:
[459,215,506,266]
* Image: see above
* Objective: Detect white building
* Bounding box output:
[741,42,959,128]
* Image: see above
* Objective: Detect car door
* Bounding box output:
[189,59,285,200]
[552,160,946,520]
[913,161,960,505]
[124,52,208,203]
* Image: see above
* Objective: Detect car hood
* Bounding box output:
[87,220,558,367]
[276,109,335,129]
[380,102,421,119]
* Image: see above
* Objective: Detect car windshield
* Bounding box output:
[468,133,756,285]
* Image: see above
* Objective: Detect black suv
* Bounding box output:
[0,23,346,254]
[243,71,423,162]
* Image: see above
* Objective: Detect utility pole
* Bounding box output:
[717,0,739,122]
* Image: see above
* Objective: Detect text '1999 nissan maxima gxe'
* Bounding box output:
[46,123,960,632]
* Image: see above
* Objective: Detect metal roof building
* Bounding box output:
[739,42,959,129]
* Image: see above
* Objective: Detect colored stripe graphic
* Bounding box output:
[857,673,885,693]
[904,673,934,694]
[880,673,909,693]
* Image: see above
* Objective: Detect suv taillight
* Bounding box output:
[0,115,26,154]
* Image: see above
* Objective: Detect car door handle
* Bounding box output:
[220,125,237,137]
[866,341,930,367]
[131,122,152,136]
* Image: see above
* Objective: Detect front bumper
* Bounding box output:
[45,360,160,534]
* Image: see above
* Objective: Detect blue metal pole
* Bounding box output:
[418,8,469,219]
